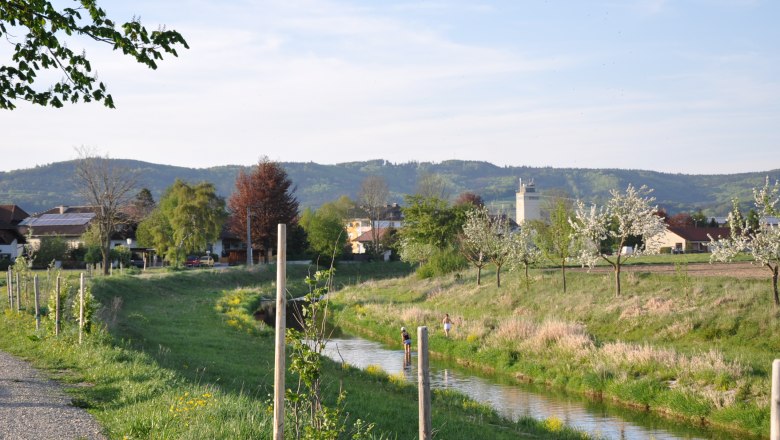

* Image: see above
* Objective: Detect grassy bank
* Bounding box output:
[0,264,593,439]
[329,263,778,438]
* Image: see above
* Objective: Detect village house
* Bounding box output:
[346,203,403,255]
[0,204,30,262]
[656,226,731,253]
[17,206,136,251]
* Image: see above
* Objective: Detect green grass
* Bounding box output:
[329,263,778,437]
[0,264,595,439]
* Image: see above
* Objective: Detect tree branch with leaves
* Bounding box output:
[1,0,188,109]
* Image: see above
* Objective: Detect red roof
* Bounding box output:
[668,227,730,242]
[0,205,30,225]
[355,227,391,242]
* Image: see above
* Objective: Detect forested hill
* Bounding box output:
[1,159,777,216]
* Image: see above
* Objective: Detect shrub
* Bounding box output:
[416,247,467,279]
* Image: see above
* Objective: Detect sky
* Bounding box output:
[1,0,778,174]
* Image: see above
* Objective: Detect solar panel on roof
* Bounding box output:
[21,212,95,227]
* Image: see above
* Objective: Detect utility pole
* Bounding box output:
[246,206,253,266]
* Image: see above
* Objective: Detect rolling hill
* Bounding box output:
[1,159,777,216]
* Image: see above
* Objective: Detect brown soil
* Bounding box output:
[571,262,768,279]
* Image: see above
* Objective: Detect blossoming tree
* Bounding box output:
[571,184,668,297]
[709,177,780,306]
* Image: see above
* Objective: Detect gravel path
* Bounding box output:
[0,351,105,440]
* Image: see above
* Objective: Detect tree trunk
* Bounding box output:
[496,264,502,288]
[102,242,111,275]
[771,264,779,307]
[614,263,622,297]
[561,260,567,293]
[524,263,531,292]
[477,266,482,285]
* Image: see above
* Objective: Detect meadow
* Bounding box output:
[329,258,779,438]
[0,264,594,439]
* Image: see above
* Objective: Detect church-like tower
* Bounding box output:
[515,178,541,224]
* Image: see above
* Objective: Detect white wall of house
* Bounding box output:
[0,240,24,260]
[210,240,224,258]
[656,230,687,250]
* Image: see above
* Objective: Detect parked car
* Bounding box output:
[185,255,200,267]
[199,255,215,267]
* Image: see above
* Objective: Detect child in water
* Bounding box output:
[401,327,412,358]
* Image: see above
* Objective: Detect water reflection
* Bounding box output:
[321,336,735,440]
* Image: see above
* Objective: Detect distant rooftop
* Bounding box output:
[20,212,95,227]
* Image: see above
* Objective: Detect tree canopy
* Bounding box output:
[137,180,226,265]
[400,195,461,250]
[572,184,667,296]
[300,200,349,262]
[227,158,299,263]
[1,0,188,109]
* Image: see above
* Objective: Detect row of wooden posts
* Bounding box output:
[268,223,431,440]
[5,268,87,344]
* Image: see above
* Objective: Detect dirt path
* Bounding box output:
[571,261,769,279]
[0,351,105,440]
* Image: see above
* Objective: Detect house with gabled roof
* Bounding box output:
[18,205,136,251]
[0,204,29,261]
[346,203,403,254]
[656,226,731,253]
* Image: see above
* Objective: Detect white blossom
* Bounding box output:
[710,177,780,305]
[571,184,668,296]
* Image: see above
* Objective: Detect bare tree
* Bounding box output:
[74,147,137,275]
[358,175,389,256]
[415,172,450,200]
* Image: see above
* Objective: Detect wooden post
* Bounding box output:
[273,224,287,440]
[55,276,61,337]
[15,272,20,311]
[79,272,85,344]
[34,275,40,330]
[418,326,432,440]
[6,269,11,309]
[772,359,780,440]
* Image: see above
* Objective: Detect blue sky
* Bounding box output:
[1,0,778,174]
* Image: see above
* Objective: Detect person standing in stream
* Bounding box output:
[401,326,412,362]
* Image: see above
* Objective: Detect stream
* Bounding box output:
[320,333,738,440]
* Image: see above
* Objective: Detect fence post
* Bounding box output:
[34,275,40,331]
[772,359,780,440]
[418,326,432,440]
[273,224,287,440]
[55,276,61,337]
[15,272,20,312]
[79,272,85,345]
[7,268,11,310]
